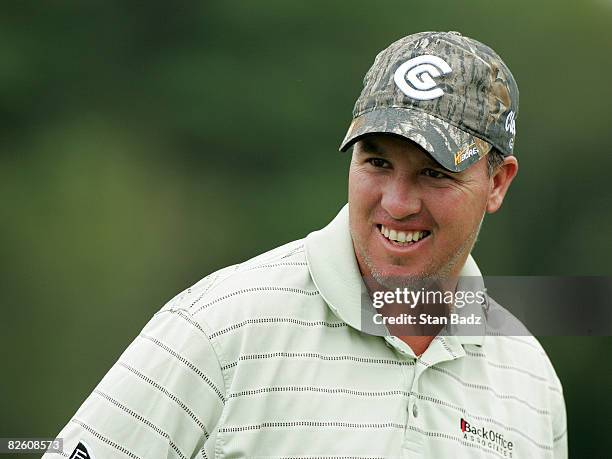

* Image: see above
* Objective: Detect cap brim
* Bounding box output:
[339,107,491,172]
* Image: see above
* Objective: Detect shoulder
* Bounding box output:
[157,238,324,332]
[480,296,564,399]
[145,238,335,380]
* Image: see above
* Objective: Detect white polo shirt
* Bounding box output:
[45,205,567,458]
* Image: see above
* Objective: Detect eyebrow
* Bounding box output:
[357,137,442,168]
[357,138,388,155]
[422,153,441,168]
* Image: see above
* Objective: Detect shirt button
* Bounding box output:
[412,403,419,418]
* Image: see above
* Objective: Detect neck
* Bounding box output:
[362,274,460,357]
[398,335,435,357]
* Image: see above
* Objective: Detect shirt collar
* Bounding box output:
[305,204,485,347]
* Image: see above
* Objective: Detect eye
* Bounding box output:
[423,168,449,179]
[366,157,390,168]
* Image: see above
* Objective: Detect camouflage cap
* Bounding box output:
[340,31,519,172]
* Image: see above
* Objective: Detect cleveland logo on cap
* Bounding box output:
[393,54,452,101]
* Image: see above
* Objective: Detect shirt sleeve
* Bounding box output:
[43,307,226,459]
[551,377,568,459]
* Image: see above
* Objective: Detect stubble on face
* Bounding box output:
[350,213,484,290]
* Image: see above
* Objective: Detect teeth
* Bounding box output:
[380,225,429,243]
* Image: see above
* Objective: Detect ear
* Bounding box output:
[486,156,518,213]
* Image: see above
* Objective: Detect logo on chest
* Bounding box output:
[461,417,514,457]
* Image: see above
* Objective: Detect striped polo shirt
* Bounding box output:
[45,205,567,458]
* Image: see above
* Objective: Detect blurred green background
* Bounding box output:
[2,1,611,457]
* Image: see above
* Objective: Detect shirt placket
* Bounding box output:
[390,336,466,458]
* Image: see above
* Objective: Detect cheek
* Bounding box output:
[426,186,487,231]
[348,170,380,211]
[348,172,383,246]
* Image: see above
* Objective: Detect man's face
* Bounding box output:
[348,134,502,286]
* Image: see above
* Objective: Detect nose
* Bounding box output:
[380,174,422,220]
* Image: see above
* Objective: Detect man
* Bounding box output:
[45,31,567,458]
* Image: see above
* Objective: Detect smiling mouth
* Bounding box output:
[377,224,431,247]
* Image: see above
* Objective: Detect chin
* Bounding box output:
[366,259,433,287]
